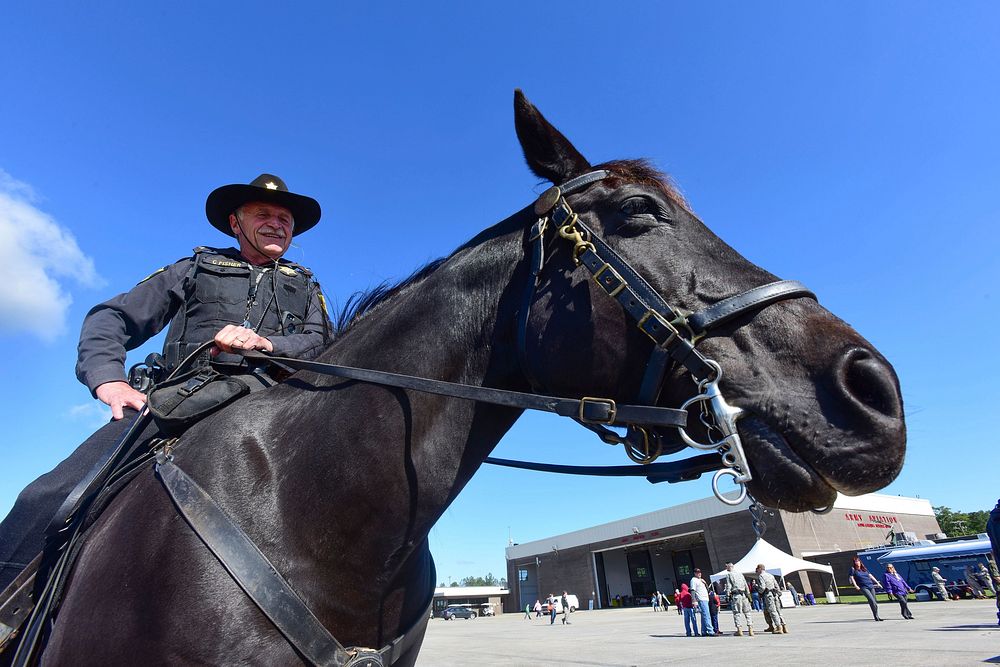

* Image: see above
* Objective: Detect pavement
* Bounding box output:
[415,599,1000,666]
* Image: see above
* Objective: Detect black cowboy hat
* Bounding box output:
[205,173,321,237]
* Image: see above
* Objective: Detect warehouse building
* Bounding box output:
[504,493,940,612]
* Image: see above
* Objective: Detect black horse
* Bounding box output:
[39,92,904,664]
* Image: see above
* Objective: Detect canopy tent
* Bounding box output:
[710,539,834,582]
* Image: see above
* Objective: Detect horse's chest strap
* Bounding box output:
[154,455,429,667]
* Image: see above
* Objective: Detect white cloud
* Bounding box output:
[0,169,103,341]
[67,402,113,428]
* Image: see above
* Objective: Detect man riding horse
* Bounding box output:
[0,174,331,591]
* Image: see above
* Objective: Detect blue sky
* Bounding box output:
[1,3,997,586]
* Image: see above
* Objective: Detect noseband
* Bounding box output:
[516,170,816,505]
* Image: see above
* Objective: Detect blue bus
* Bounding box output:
[877,537,994,600]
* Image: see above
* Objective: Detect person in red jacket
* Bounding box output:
[679,583,699,637]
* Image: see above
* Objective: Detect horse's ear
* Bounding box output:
[514,89,591,185]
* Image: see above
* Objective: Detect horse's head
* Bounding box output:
[513,90,905,511]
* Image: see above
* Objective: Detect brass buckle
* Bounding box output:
[592,263,625,297]
[669,313,700,343]
[637,309,679,345]
[578,397,617,425]
[529,217,548,242]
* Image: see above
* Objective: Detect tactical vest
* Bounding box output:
[162,247,316,371]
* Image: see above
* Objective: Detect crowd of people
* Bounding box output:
[657,554,1000,637]
[523,592,573,626]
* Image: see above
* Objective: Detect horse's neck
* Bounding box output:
[323,226,530,476]
[235,218,529,610]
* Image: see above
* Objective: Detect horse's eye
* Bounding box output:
[620,197,654,216]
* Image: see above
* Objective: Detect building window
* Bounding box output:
[519,569,529,582]
[635,567,647,578]
[677,564,692,577]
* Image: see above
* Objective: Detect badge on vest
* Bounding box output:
[278,265,298,276]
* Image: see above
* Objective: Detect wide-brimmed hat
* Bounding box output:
[205,173,321,237]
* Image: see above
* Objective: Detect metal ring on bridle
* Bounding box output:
[712,468,748,506]
[623,427,663,464]
[811,504,834,515]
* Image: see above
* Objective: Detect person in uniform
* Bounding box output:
[0,174,331,590]
[930,567,949,601]
[723,562,754,636]
[755,564,787,634]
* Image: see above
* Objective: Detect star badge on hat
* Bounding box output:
[205,174,322,237]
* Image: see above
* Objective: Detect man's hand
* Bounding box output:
[212,324,274,356]
[96,381,147,420]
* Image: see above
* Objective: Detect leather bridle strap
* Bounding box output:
[243,351,688,430]
[686,280,815,337]
[570,215,817,383]
[483,453,722,484]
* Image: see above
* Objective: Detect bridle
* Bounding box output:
[515,169,816,505]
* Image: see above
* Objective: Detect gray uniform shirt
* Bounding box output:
[76,248,329,395]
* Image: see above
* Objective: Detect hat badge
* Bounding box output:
[264,181,278,190]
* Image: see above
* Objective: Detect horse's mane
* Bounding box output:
[331,159,686,337]
[332,258,447,336]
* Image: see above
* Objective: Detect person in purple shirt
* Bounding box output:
[882,563,915,620]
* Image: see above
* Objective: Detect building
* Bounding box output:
[431,586,509,617]
[504,492,940,612]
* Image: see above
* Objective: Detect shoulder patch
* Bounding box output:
[280,260,313,277]
[278,265,298,277]
[137,267,168,285]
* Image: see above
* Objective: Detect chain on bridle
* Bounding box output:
[517,170,817,506]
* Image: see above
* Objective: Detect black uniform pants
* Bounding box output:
[0,409,156,591]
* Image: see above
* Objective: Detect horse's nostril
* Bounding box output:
[839,348,902,420]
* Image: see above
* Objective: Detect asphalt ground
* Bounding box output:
[415,599,1000,666]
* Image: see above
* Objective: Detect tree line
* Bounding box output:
[438,573,507,588]
[934,505,990,536]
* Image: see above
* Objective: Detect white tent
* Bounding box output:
[709,539,834,583]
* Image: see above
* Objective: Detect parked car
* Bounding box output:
[442,605,477,620]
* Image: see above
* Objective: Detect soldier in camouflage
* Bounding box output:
[756,563,787,634]
[723,562,754,636]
